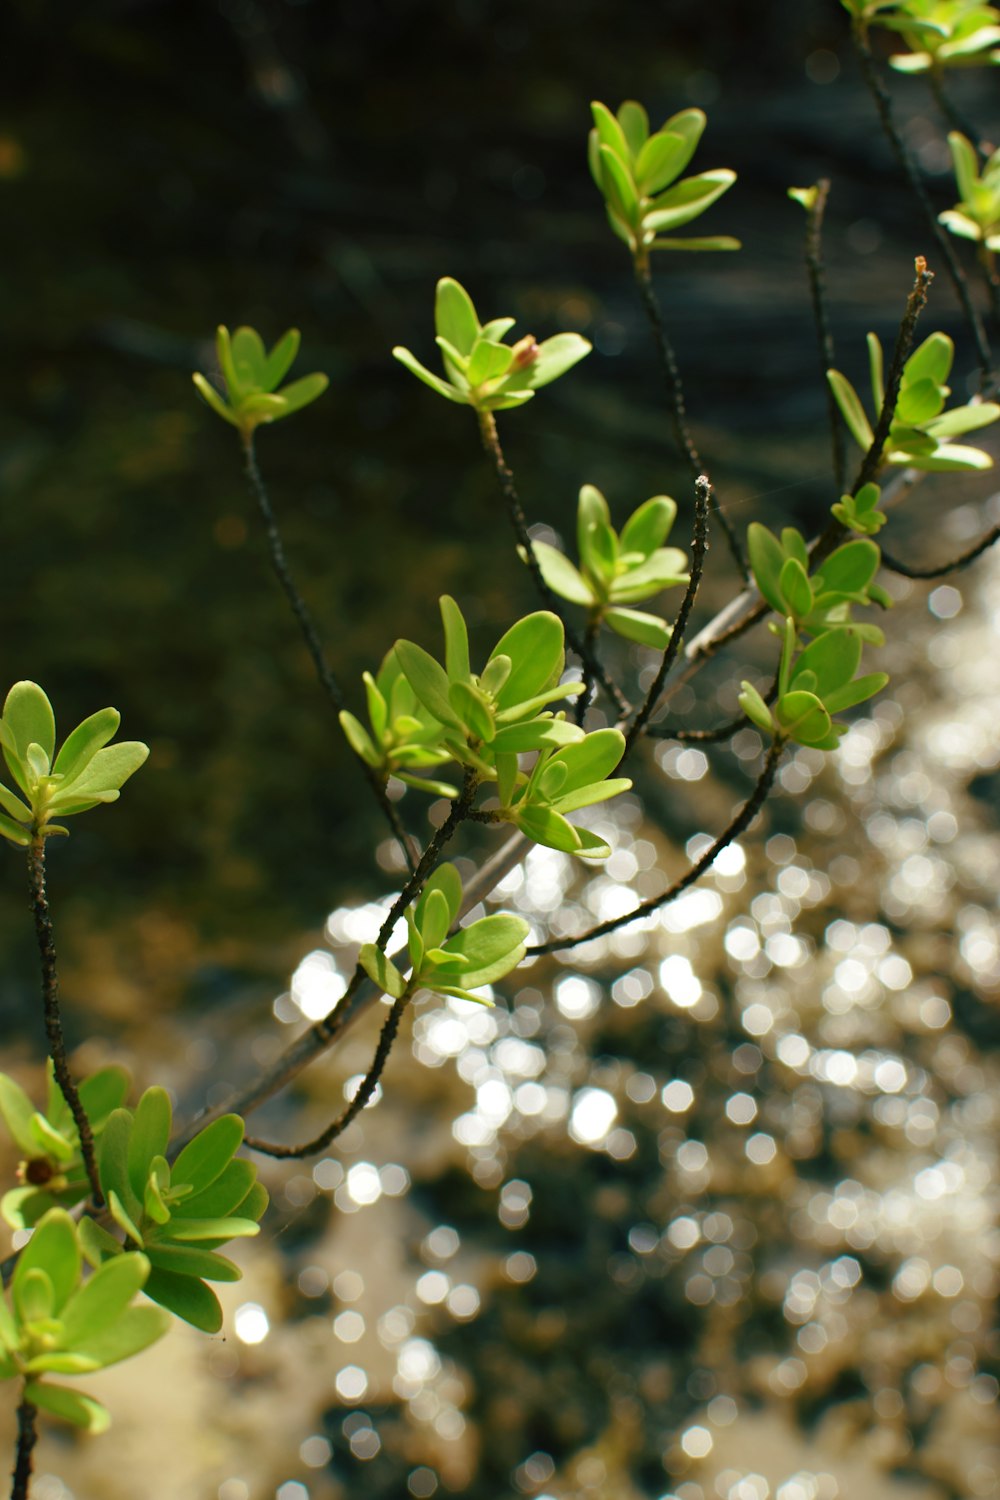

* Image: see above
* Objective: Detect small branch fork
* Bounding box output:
[27,839,102,1205]
[11,1397,37,1500]
[477,411,630,716]
[624,475,712,753]
[851,24,994,385]
[527,737,784,956]
[803,179,847,494]
[881,524,1000,579]
[633,256,747,577]
[242,433,418,875]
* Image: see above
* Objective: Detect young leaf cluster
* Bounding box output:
[588,99,740,258]
[940,131,1000,252]
[872,0,1000,70]
[89,1089,268,1334]
[0,682,148,847]
[526,486,689,650]
[192,325,329,435]
[0,1208,170,1433]
[360,863,529,1007]
[828,331,1000,472]
[340,648,460,799]
[392,278,591,413]
[831,481,888,535]
[0,1064,129,1229]
[741,618,890,750]
[747,521,892,641]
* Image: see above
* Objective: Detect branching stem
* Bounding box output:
[242,433,417,874]
[10,1396,37,1500]
[802,179,847,494]
[527,738,783,955]
[633,257,747,577]
[881,524,1000,579]
[27,838,102,1205]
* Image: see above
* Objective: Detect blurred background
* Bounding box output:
[1,0,999,1497]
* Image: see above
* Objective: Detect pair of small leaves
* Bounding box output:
[0,682,148,846]
[747,523,891,643]
[393,278,591,413]
[0,1208,170,1432]
[340,647,459,798]
[940,131,1000,250]
[498,727,632,860]
[741,619,889,751]
[828,331,1000,474]
[871,0,1000,70]
[92,1089,267,1334]
[588,99,740,256]
[527,486,689,651]
[193,325,329,435]
[831,481,888,536]
[360,863,529,1006]
[0,1063,130,1228]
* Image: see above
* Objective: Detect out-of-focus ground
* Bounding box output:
[1,1,999,1497]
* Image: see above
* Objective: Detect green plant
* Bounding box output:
[940,131,1000,252]
[871,0,1000,70]
[192,325,329,436]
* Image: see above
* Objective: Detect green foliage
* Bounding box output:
[871,0,1000,70]
[0,1208,170,1432]
[827,332,1000,472]
[939,132,1000,251]
[192,325,329,436]
[588,99,740,257]
[0,1063,130,1228]
[746,522,891,640]
[91,1089,268,1334]
[340,648,459,797]
[392,278,591,412]
[0,682,148,847]
[741,617,889,751]
[831,481,889,535]
[526,486,689,650]
[498,728,632,860]
[360,863,529,1006]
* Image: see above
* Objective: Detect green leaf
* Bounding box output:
[527,541,595,605]
[779,557,813,618]
[230,326,268,390]
[620,495,677,558]
[521,333,593,389]
[590,100,631,164]
[551,776,632,815]
[392,347,467,404]
[25,1381,110,1433]
[604,607,672,649]
[396,772,460,797]
[609,547,689,599]
[359,943,407,1000]
[493,680,584,722]
[16,1266,55,1324]
[0,811,30,845]
[258,328,300,391]
[903,332,953,387]
[788,185,819,212]
[0,1073,41,1155]
[146,1245,242,1282]
[3,682,55,765]
[77,1065,130,1129]
[192,373,238,426]
[890,443,994,472]
[658,107,706,175]
[99,1109,141,1219]
[171,1114,245,1197]
[52,742,148,802]
[395,640,461,727]
[814,539,880,596]
[644,169,736,233]
[791,629,862,696]
[239,1182,269,1223]
[541,729,626,798]
[516,802,583,853]
[651,235,742,252]
[634,130,690,193]
[340,711,380,767]
[895,377,945,426]
[867,332,885,413]
[273,373,329,419]
[490,612,565,709]
[158,1215,259,1243]
[108,1189,144,1246]
[434,278,480,355]
[746,523,787,614]
[491,719,585,754]
[142,1268,222,1333]
[598,143,640,224]
[77,1217,122,1269]
[51,707,121,781]
[738,682,774,734]
[173,1159,257,1220]
[467,339,514,387]
[569,825,613,860]
[439,595,470,683]
[617,99,650,157]
[923,401,1000,438]
[127,1087,172,1200]
[418,888,452,952]
[72,1304,171,1370]
[433,914,530,987]
[59,1251,151,1349]
[823,672,890,713]
[827,370,876,451]
[14,1208,80,1312]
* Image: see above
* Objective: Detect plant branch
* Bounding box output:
[651,668,779,744]
[10,1396,37,1500]
[242,432,418,874]
[27,838,102,1205]
[633,256,747,577]
[851,25,993,385]
[881,524,1000,579]
[802,179,847,494]
[527,737,784,955]
[624,475,712,752]
[477,411,631,715]
[926,67,995,159]
[574,615,602,726]
[245,989,411,1158]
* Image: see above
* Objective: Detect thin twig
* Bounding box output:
[851,24,994,385]
[245,990,411,1158]
[11,1397,37,1500]
[477,411,631,715]
[624,476,712,752]
[527,737,784,955]
[633,256,747,577]
[881,524,1000,579]
[574,615,601,726]
[242,433,418,874]
[27,839,102,1205]
[803,179,847,494]
[651,668,779,744]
